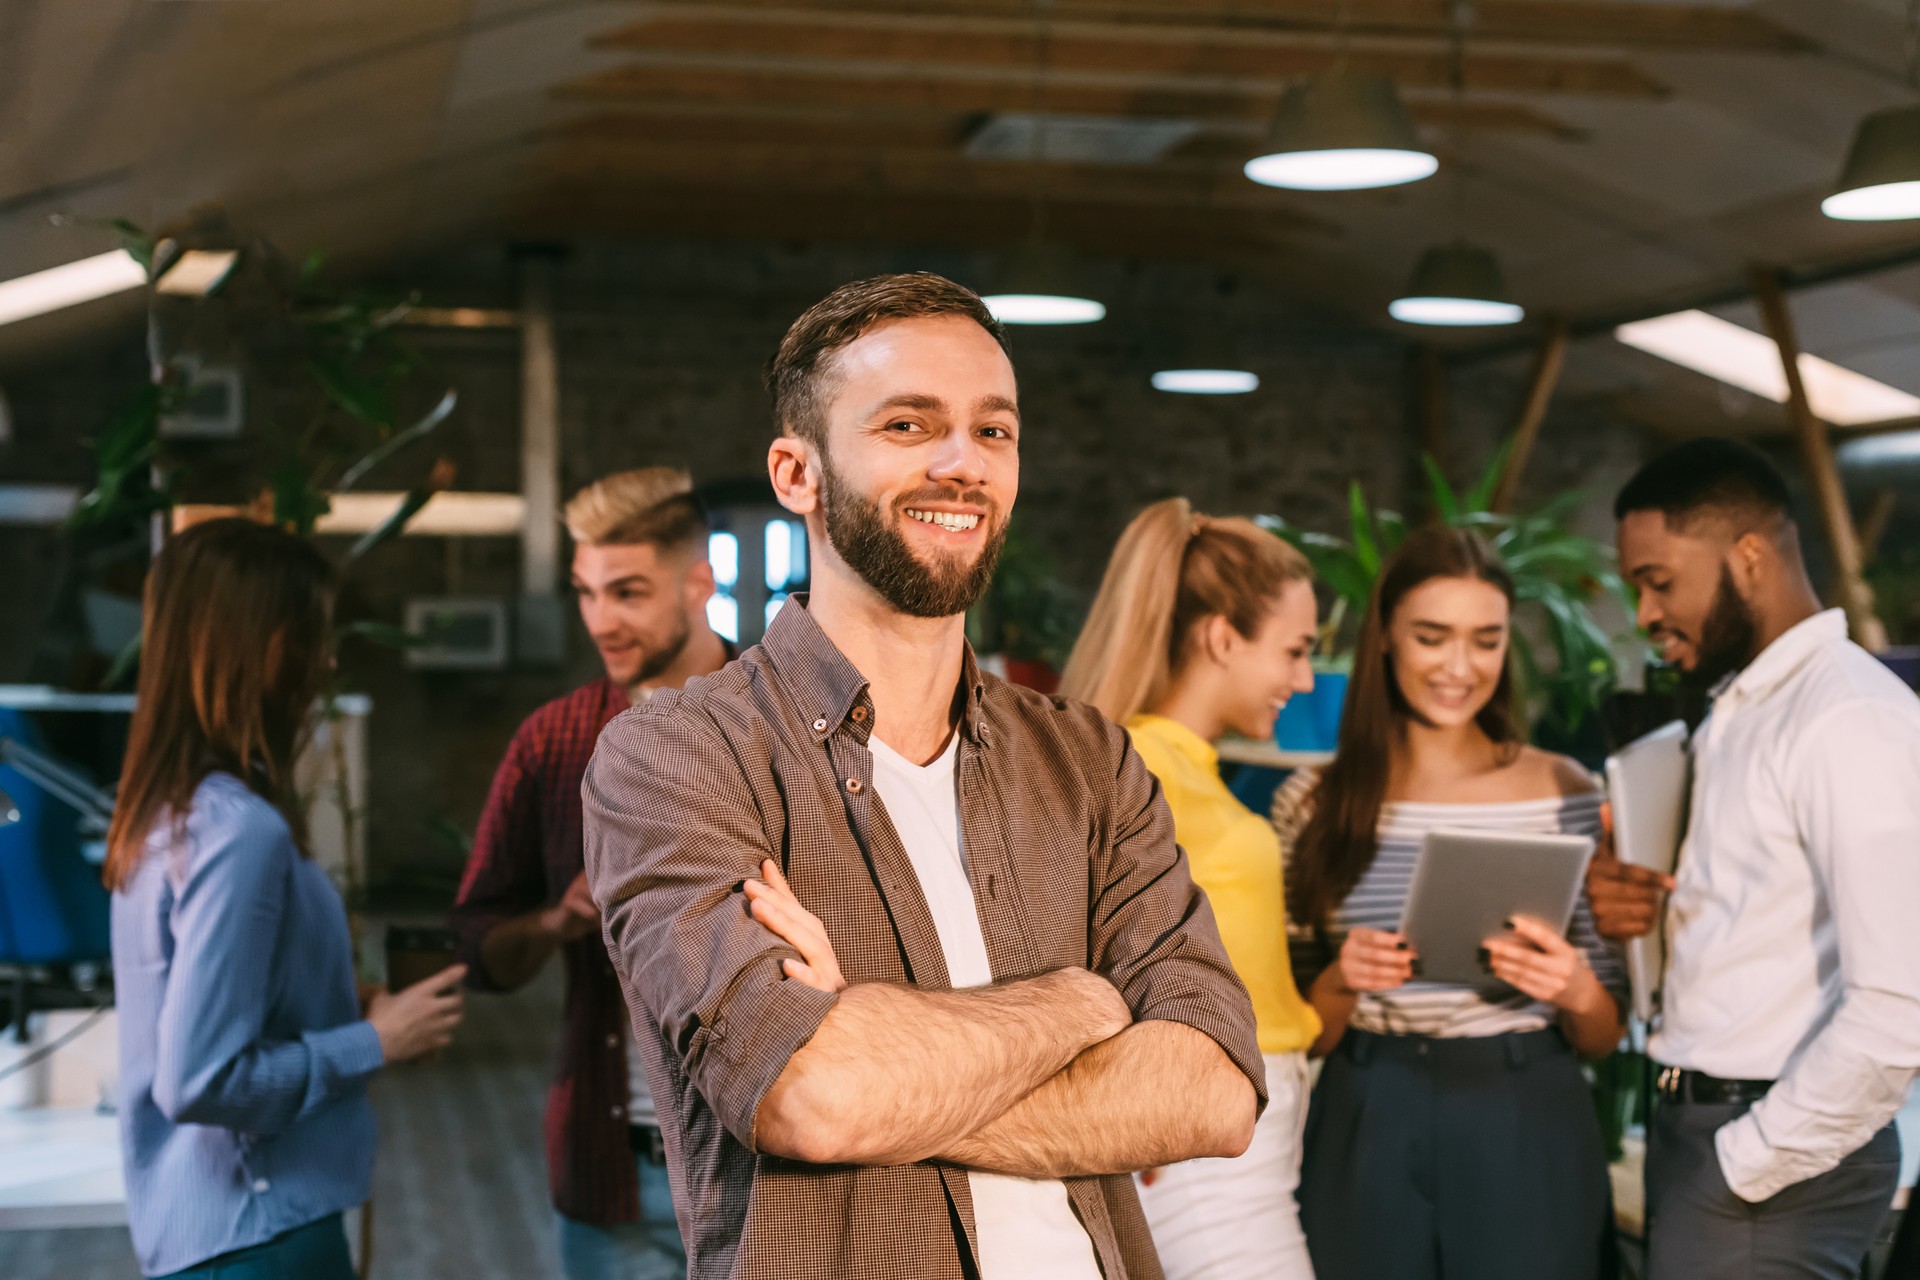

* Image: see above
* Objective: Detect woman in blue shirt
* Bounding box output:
[106,519,466,1279]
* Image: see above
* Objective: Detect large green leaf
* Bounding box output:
[272,459,332,536]
[346,487,433,561]
[1420,453,1461,524]
[1465,436,1516,513]
[335,389,457,492]
[1348,481,1381,577]
[309,355,394,427]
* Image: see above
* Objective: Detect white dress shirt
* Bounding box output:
[1651,609,1920,1202]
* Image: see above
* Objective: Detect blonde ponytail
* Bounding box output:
[1061,498,1313,725]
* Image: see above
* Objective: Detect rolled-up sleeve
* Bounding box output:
[1087,720,1267,1113]
[583,703,840,1150]
[1717,699,1920,1201]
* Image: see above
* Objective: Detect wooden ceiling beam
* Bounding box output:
[589,16,1670,98]
[538,139,1340,228]
[519,179,1315,262]
[674,0,1805,51]
[554,74,1586,140]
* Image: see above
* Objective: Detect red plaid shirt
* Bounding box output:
[449,678,641,1225]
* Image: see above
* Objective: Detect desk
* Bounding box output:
[0,1107,124,1230]
[1214,738,1333,771]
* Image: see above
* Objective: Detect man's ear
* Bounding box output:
[684,557,716,608]
[1730,530,1771,593]
[768,435,820,517]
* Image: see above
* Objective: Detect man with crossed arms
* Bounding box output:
[583,273,1262,1279]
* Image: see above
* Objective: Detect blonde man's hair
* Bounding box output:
[563,467,708,555]
[1060,497,1314,725]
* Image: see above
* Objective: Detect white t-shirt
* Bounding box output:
[866,733,1102,1280]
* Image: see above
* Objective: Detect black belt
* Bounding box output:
[628,1123,667,1165]
[1654,1065,1774,1106]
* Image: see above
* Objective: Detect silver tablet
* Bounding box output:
[1605,720,1691,1023]
[1399,827,1597,987]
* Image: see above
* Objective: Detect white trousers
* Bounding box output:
[1135,1051,1316,1280]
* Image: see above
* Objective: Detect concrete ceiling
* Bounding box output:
[3,0,1920,437]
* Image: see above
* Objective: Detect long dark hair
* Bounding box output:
[1286,526,1522,931]
[105,519,335,890]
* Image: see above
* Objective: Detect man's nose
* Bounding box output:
[1636,594,1662,633]
[926,430,989,487]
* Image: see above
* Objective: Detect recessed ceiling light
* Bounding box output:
[155,249,240,297]
[1152,369,1260,395]
[0,250,147,327]
[1615,310,1920,427]
[1838,430,1920,464]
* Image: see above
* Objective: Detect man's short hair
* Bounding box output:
[564,467,708,556]
[1614,437,1794,536]
[765,272,1010,446]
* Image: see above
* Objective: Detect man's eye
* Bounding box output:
[980,425,1013,440]
[886,419,921,433]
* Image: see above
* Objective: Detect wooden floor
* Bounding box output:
[0,964,566,1280]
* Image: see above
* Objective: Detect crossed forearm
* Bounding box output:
[754,967,1129,1166]
[940,1020,1257,1179]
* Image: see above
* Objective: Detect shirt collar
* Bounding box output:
[1125,713,1218,772]
[760,593,990,748]
[1721,608,1846,703]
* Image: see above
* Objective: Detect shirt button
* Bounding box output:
[850,706,868,723]
[845,778,863,794]
[252,1178,270,1193]
[812,718,828,733]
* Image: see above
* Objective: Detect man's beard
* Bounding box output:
[629,610,692,687]
[1686,565,1759,689]
[819,454,1007,619]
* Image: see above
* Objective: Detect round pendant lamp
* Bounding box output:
[1151,368,1260,395]
[981,245,1106,326]
[1823,104,1920,222]
[1244,71,1439,191]
[1389,243,1525,326]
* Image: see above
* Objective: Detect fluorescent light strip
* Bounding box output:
[1152,369,1260,394]
[315,492,526,537]
[155,250,239,297]
[0,250,148,326]
[1615,310,1920,428]
[1243,148,1439,192]
[1838,430,1920,465]
[0,484,81,526]
[981,294,1106,325]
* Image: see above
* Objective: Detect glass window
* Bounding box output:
[707,595,739,644]
[709,532,739,588]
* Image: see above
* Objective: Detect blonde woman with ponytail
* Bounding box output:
[1061,497,1321,1280]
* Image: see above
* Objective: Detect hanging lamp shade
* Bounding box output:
[1389,243,1525,326]
[981,244,1106,325]
[1146,323,1259,394]
[1822,104,1920,222]
[1244,71,1440,191]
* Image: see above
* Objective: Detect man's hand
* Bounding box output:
[744,858,847,993]
[540,871,601,942]
[1585,807,1673,941]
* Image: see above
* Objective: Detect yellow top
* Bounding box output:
[1126,714,1321,1055]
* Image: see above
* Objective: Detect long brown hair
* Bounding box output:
[1286,526,1522,931]
[104,519,336,890]
[1061,497,1312,724]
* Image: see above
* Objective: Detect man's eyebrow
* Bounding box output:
[866,393,948,417]
[975,394,1019,418]
[580,575,652,592]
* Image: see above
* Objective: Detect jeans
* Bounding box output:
[556,1152,686,1280]
[150,1213,353,1280]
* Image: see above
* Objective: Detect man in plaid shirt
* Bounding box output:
[450,467,731,1280]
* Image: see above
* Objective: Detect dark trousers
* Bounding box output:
[1645,1100,1899,1280]
[1300,1028,1612,1280]
[151,1214,353,1280]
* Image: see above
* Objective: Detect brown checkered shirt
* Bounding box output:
[582,596,1265,1280]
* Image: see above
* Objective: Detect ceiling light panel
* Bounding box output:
[1615,310,1920,427]
[0,250,147,327]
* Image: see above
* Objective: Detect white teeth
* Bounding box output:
[905,509,981,532]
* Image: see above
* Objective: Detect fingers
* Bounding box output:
[408,964,468,995]
[1502,916,1573,955]
[762,858,793,896]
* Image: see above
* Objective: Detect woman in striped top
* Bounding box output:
[1275,526,1625,1280]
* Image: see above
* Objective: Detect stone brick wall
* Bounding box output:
[0,237,1654,901]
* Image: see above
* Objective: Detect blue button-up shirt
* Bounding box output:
[113,772,383,1276]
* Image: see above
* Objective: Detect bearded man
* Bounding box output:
[1589,437,1920,1280]
[452,467,731,1280]
[582,273,1263,1280]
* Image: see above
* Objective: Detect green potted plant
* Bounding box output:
[967,523,1080,693]
[1260,438,1639,743]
